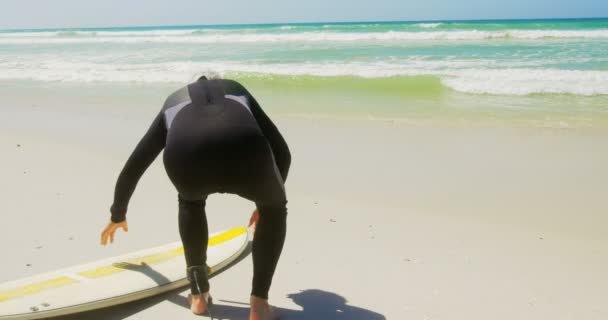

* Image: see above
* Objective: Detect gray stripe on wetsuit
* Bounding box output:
[225,94,282,188]
[225,95,252,114]
[165,95,251,129]
[164,100,191,129]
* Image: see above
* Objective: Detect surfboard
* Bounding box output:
[0,227,249,320]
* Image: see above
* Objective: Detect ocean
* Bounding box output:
[1,18,607,127]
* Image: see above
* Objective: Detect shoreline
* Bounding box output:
[1,80,608,130]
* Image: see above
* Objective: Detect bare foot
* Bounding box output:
[250,295,276,320]
[187,292,210,315]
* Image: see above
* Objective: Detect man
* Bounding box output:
[101,76,290,320]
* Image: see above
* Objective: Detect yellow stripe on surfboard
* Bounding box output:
[208,226,247,246]
[0,227,246,303]
[77,247,185,279]
[78,227,246,279]
[0,277,77,303]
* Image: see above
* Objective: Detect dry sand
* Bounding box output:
[1,102,608,320]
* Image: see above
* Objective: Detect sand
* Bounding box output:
[1,102,608,320]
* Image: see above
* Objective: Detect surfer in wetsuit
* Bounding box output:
[100,76,290,320]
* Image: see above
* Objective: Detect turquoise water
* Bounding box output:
[1,18,607,126]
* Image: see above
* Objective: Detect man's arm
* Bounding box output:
[110,112,167,222]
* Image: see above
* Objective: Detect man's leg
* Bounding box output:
[251,201,287,299]
[178,194,209,295]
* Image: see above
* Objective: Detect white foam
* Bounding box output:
[441,69,608,96]
[508,29,608,39]
[95,29,202,37]
[1,57,607,96]
[414,23,443,28]
[0,29,204,38]
[1,29,607,44]
[0,31,61,38]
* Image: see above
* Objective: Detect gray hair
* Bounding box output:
[191,71,222,82]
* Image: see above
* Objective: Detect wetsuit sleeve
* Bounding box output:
[247,94,292,182]
[110,113,167,222]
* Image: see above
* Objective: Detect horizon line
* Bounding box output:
[1,16,607,32]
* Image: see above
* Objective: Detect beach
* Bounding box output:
[1,83,608,319]
[1,19,608,319]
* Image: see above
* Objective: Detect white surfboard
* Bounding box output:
[0,227,249,320]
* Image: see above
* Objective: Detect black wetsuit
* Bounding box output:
[110,78,290,299]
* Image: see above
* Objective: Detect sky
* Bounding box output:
[0,0,607,30]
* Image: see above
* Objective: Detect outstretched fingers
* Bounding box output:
[101,221,128,246]
[101,226,114,246]
[101,228,110,245]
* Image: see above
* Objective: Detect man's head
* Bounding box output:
[194,72,221,82]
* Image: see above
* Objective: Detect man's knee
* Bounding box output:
[178,194,206,210]
[258,202,288,226]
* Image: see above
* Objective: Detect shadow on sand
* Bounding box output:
[209,289,387,320]
[58,288,385,320]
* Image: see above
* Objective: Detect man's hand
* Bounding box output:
[101,220,129,245]
[248,209,259,233]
